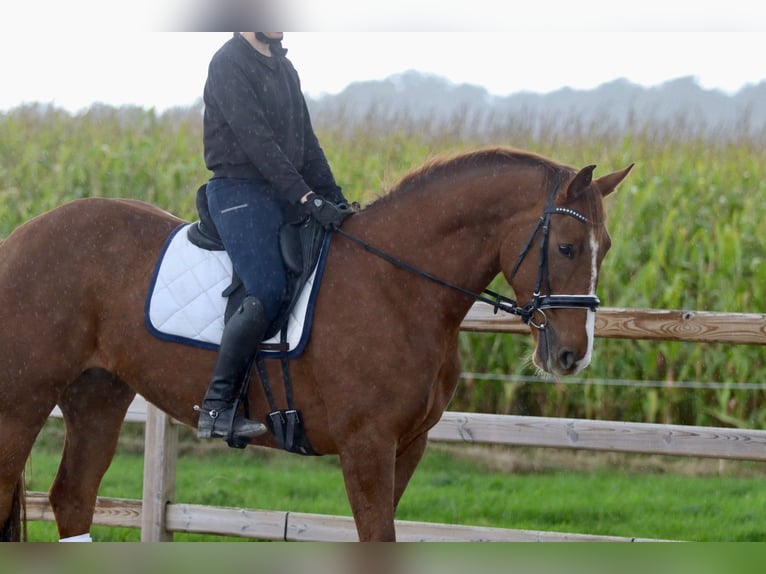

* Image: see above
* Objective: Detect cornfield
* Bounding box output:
[2,102,765,428]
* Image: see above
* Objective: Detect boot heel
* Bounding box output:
[195,404,219,439]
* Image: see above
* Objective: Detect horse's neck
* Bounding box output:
[356,170,541,311]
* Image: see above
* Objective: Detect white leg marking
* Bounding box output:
[59,533,93,542]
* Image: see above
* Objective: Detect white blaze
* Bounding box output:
[575,229,598,373]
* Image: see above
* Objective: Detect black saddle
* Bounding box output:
[187,184,225,251]
[187,183,325,340]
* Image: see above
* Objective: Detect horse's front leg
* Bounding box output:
[393,432,429,514]
[338,433,397,541]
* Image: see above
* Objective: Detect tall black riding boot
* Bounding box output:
[196,296,269,440]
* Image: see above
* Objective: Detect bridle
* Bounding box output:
[334,181,600,330]
[505,181,601,328]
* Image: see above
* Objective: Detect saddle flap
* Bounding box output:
[279,222,304,275]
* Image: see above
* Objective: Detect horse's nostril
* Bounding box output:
[559,349,576,371]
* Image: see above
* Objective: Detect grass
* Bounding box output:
[23,420,766,542]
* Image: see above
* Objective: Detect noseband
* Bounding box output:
[334,182,599,330]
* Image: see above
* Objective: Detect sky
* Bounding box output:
[2,1,766,113]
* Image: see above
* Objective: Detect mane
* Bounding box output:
[366,147,568,209]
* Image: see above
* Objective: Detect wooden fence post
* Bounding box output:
[140,403,178,541]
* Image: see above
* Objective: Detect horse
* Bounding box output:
[0,147,632,542]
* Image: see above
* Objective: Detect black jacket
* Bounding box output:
[203,34,343,204]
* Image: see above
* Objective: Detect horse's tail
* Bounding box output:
[1,472,27,542]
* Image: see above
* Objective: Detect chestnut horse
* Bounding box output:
[0,148,631,541]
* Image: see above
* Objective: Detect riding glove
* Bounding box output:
[303,193,353,229]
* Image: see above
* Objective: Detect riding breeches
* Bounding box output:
[205,177,289,324]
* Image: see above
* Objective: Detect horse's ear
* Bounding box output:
[563,165,597,200]
[594,163,634,197]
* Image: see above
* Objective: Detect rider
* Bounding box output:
[195,32,351,442]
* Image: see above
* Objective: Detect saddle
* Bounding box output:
[188,184,326,455]
[187,184,326,343]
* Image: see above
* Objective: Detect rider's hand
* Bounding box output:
[301,192,353,230]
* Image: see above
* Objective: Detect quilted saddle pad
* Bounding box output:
[144,224,327,358]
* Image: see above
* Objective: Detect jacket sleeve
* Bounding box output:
[205,56,311,204]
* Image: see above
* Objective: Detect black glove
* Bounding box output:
[302,193,353,230]
[314,185,347,206]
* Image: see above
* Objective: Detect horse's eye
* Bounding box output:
[558,244,575,259]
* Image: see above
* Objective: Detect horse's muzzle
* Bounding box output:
[532,314,594,377]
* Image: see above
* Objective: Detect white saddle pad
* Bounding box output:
[145,224,326,358]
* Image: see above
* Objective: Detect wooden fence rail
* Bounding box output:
[25,491,660,542]
[35,304,766,541]
[463,304,766,345]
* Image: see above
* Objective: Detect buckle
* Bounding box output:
[193,404,220,419]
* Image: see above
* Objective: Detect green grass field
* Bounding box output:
[23,420,766,542]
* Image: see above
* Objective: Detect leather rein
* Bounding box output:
[334,182,600,330]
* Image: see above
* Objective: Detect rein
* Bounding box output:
[334,226,525,317]
[334,182,600,329]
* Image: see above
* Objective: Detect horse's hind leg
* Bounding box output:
[49,368,135,540]
[0,407,52,541]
